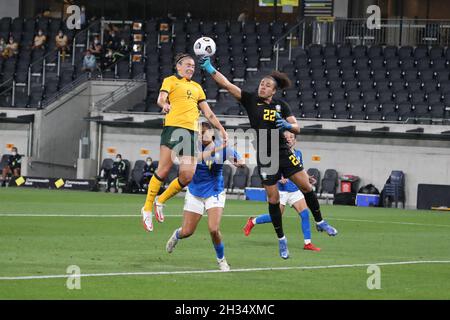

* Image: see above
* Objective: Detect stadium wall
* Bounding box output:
[0,122,29,156]
[28,82,91,178]
[0,0,20,18]
[25,80,141,179]
[334,0,349,18]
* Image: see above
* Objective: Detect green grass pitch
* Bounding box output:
[0,188,449,300]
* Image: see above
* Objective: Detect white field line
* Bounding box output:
[1,260,449,281]
[1,214,450,228]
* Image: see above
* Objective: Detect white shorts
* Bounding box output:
[183,189,226,216]
[280,190,305,207]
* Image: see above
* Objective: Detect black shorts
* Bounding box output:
[258,149,304,186]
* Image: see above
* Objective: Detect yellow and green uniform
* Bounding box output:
[143,74,207,212]
[160,74,206,131]
[160,74,206,155]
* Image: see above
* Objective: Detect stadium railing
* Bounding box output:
[273,19,307,71]
[312,18,450,47]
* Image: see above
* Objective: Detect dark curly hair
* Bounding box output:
[264,71,292,90]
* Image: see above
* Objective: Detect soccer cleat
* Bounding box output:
[316,220,338,236]
[278,237,289,259]
[166,228,179,253]
[217,257,230,272]
[243,217,255,236]
[141,207,153,232]
[153,199,165,223]
[304,243,321,251]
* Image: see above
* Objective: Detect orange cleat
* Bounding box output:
[243,217,255,236]
[304,243,321,251]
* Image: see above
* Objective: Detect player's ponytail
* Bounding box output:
[268,71,292,90]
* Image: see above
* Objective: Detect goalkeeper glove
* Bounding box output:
[275,112,292,131]
[199,57,217,75]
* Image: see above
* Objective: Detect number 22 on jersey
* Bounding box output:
[263,109,276,121]
[289,154,300,166]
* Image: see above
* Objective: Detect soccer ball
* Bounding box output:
[193,37,216,57]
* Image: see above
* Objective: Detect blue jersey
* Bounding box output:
[278,149,303,193]
[188,140,242,198]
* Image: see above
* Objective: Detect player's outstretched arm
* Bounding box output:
[200,57,242,101]
[198,101,228,144]
[197,141,227,162]
[286,116,300,134]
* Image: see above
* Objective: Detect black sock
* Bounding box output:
[268,202,284,238]
[304,191,323,223]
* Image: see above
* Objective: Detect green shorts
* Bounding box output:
[160,126,198,157]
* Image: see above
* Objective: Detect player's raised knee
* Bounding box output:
[178,171,194,185]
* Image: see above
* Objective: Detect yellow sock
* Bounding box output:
[158,178,184,204]
[143,175,163,212]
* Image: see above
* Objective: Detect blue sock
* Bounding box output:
[214,242,224,260]
[299,209,311,241]
[255,213,272,224]
[175,228,181,239]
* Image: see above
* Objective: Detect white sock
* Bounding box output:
[316,220,324,225]
[304,239,311,245]
[252,218,257,225]
[278,236,286,241]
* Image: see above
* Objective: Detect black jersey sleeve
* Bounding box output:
[240,91,255,112]
[280,100,294,118]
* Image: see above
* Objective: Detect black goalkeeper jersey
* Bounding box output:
[240,91,293,155]
[239,91,303,185]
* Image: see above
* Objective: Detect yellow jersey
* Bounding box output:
[160,75,206,131]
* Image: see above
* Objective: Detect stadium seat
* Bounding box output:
[249,167,262,188]
[398,46,413,59]
[337,44,352,58]
[97,158,114,191]
[382,170,405,208]
[368,45,383,58]
[130,160,146,192]
[369,56,385,70]
[222,164,233,191]
[232,166,249,191]
[320,169,338,195]
[0,154,10,171]
[323,44,337,57]
[353,45,367,58]
[306,168,321,192]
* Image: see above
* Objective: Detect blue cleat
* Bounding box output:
[316,220,338,236]
[278,237,289,259]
